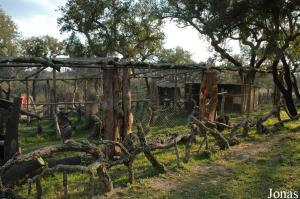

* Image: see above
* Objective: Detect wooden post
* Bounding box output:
[103,69,121,156]
[4,97,21,162]
[199,71,218,121]
[174,69,178,108]
[63,171,68,197]
[52,69,57,116]
[85,79,99,129]
[122,68,133,139]
[112,69,121,155]
[46,80,52,117]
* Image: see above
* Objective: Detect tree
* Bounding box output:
[19,36,64,101]
[64,32,89,58]
[20,35,64,58]
[0,8,18,56]
[156,0,300,117]
[58,0,164,59]
[156,46,195,64]
[0,8,20,80]
[58,0,165,154]
[155,0,269,84]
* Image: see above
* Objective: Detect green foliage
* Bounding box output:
[19,35,64,57]
[58,0,165,60]
[156,46,195,64]
[0,8,18,56]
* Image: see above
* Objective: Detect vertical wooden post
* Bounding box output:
[103,69,121,156]
[72,80,77,109]
[84,79,88,104]
[112,69,121,154]
[63,171,68,197]
[199,71,218,121]
[6,81,10,100]
[4,97,21,162]
[122,68,133,139]
[52,69,57,116]
[174,69,178,108]
[85,79,99,129]
[46,80,52,117]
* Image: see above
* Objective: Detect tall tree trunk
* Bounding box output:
[272,58,298,118]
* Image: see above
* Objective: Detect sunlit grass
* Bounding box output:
[12,105,300,198]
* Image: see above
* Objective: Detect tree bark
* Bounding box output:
[291,72,300,101]
[272,58,298,117]
[199,72,218,121]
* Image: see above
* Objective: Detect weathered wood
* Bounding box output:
[47,156,83,168]
[183,131,196,163]
[199,71,218,121]
[112,69,121,156]
[85,79,99,129]
[4,97,21,162]
[97,164,113,192]
[63,171,68,197]
[0,56,60,71]
[103,69,114,156]
[0,140,103,177]
[136,122,167,173]
[72,80,77,109]
[36,178,42,199]
[122,68,133,139]
[2,159,45,186]
[190,116,230,150]
[174,138,180,167]
[124,160,135,184]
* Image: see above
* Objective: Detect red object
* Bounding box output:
[21,94,27,109]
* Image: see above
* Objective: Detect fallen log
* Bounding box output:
[2,158,45,186]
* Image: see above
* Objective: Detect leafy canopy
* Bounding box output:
[58,0,165,60]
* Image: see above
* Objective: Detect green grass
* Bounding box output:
[12,105,300,198]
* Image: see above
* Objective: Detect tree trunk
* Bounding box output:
[291,72,300,101]
[272,58,298,118]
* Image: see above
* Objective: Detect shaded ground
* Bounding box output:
[96,132,300,199]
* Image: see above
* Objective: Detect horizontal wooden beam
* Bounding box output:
[0,56,276,73]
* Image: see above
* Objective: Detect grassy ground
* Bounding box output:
[13,106,300,198]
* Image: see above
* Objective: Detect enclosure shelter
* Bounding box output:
[157,81,181,106]
[185,83,261,113]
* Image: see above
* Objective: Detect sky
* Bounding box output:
[0,0,240,62]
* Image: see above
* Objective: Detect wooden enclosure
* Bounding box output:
[157,82,181,106]
[185,83,261,113]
